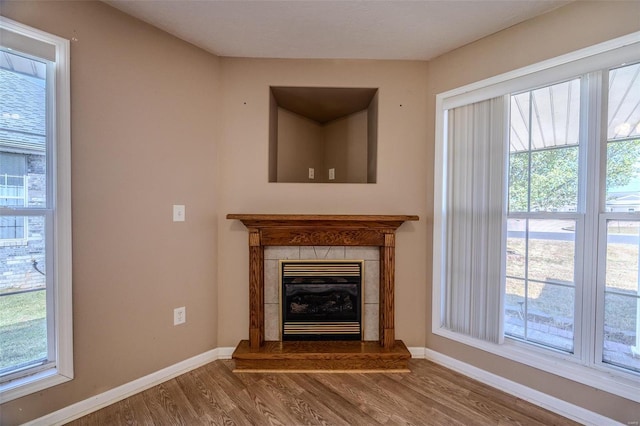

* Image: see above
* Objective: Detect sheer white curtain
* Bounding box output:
[444,96,507,343]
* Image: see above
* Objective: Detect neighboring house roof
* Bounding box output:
[607,193,640,207]
[0,67,46,154]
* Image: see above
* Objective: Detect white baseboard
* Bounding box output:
[25,345,618,426]
[24,348,223,426]
[217,346,235,359]
[423,348,619,426]
[408,346,426,358]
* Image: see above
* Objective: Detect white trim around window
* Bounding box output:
[0,16,73,404]
[433,31,640,404]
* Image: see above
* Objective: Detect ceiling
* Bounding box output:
[104,0,571,61]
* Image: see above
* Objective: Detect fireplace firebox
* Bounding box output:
[281,261,363,341]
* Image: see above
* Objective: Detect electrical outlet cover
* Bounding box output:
[174,306,186,325]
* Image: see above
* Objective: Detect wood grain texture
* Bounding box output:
[261,229,384,246]
[248,238,264,350]
[229,214,419,360]
[226,214,419,228]
[380,233,395,348]
[67,359,580,426]
[233,340,411,371]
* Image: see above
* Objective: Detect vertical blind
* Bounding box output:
[444,96,507,343]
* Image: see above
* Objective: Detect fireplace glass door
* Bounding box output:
[281,261,363,341]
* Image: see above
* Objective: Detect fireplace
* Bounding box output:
[227,214,418,371]
[281,261,363,341]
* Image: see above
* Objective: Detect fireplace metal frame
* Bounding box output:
[278,259,365,341]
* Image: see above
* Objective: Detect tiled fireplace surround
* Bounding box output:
[263,245,380,341]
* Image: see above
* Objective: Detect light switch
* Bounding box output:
[173,205,185,222]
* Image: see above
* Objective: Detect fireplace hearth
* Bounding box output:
[282,261,363,341]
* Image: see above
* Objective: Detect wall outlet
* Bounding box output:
[173,205,185,222]
[308,168,315,179]
[174,306,186,325]
[329,168,335,180]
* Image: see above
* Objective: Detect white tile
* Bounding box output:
[264,303,280,341]
[299,246,345,259]
[345,246,379,260]
[364,260,379,304]
[264,260,279,304]
[264,246,299,260]
[363,303,379,341]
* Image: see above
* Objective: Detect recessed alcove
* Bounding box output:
[269,87,378,183]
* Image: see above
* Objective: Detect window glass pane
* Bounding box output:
[0,52,47,209]
[0,215,47,375]
[530,80,581,151]
[508,152,529,213]
[603,293,640,373]
[505,278,574,352]
[606,221,640,291]
[527,219,575,284]
[526,281,574,352]
[606,139,640,208]
[508,79,581,213]
[603,220,640,373]
[506,218,526,279]
[510,92,530,153]
[530,146,578,212]
[505,219,575,353]
[608,62,640,141]
[0,216,25,240]
[505,278,526,339]
[0,50,50,380]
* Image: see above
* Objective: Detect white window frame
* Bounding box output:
[0,17,72,403]
[433,31,640,403]
[0,153,28,243]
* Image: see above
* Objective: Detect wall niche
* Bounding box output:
[269,86,378,183]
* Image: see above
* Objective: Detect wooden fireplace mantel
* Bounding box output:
[227,214,419,353]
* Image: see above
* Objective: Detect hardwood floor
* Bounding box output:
[67,359,579,425]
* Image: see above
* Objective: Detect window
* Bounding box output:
[505,79,582,353]
[599,62,640,374]
[0,153,28,240]
[0,17,72,403]
[433,32,640,402]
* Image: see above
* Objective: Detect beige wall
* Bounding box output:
[425,1,640,423]
[0,1,220,424]
[324,110,368,183]
[276,107,324,182]
[2,0,640,424]
[275,107,369,183]
[218,57,429,348]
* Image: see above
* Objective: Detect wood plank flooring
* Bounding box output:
[67,359,579,425]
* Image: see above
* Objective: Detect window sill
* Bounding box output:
[433,326,640,403]
[0,367,72,404]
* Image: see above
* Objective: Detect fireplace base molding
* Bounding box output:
[228,214,418,371]
[232,340,411,372]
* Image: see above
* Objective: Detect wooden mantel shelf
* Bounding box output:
[228,213,419,370]
[226,214,419,226]
[227,214,418,247]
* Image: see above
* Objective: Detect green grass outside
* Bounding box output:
[507,237,639,332]
[0,290,47,370]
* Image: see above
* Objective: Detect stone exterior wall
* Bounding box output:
[0,153,46,293]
